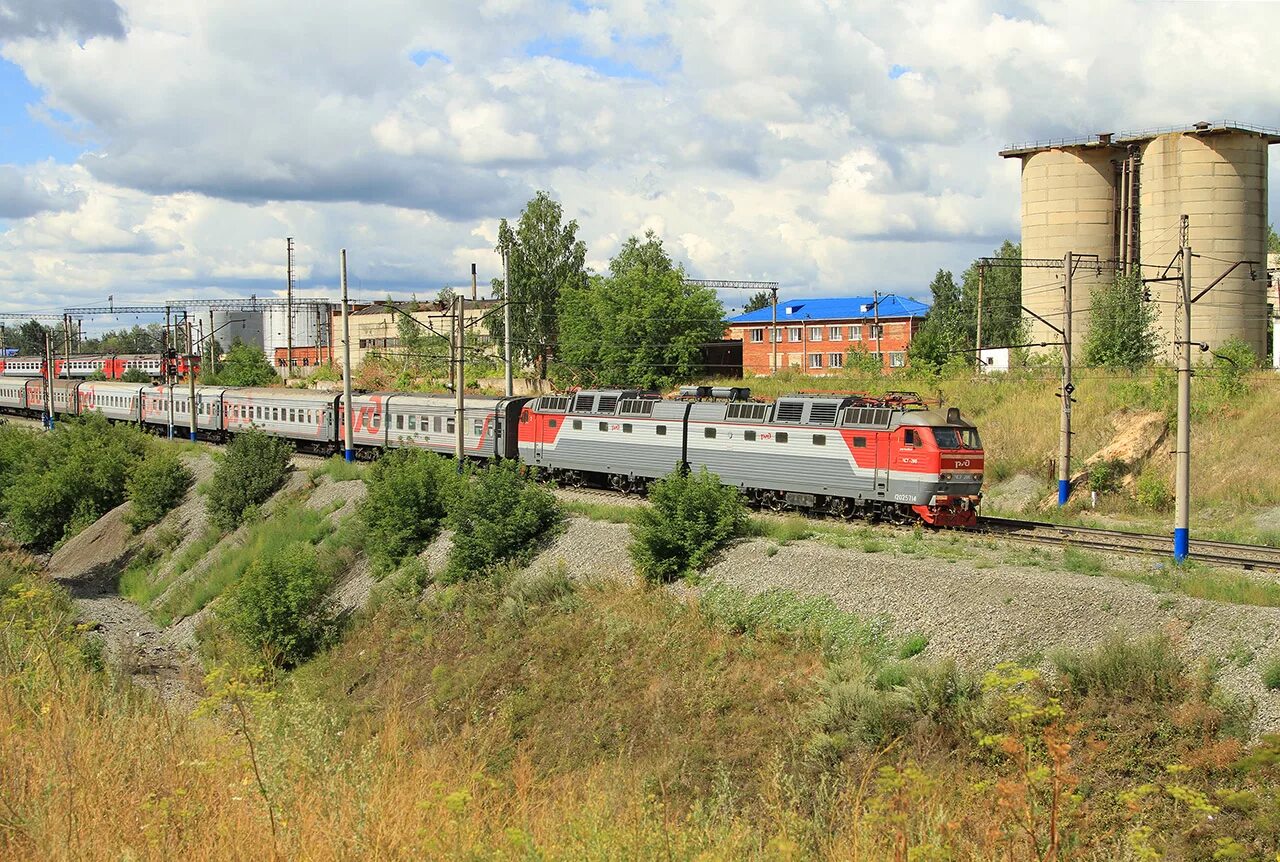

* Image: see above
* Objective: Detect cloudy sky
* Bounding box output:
[1,0,1278,319]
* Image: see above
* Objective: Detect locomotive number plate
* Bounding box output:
[785,492,816,508]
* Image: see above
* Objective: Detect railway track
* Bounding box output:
[979,517,1280,572]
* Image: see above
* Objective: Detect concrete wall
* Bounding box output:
[1140,132,1270,360]
[1018,148,1116,356]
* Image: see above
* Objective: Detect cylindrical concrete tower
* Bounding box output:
[1018,147,1116,353]
[1139,131,1270,360]
[209,309,264,351]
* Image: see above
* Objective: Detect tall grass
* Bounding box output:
[309,455,365,483]
[154,506,332,624]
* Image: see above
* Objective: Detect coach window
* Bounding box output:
[623,424,632,433]
[853,436,866,448]
[371,413,380,430]
[434,416,442,432]
[446,418,455,433]
[396,415,404,430]
[744,430,756,441]
[704,427,716,439]
[656,425,667,436]
[473,420,483,436]
[573,419,582,430]
[407,415,416,431]
[903,429,920,447]
[812,434,826,446]
[776,432,789,444]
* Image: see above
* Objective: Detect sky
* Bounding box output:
[1,0,1278,322]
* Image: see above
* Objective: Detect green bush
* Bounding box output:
[1262,656,1280,692]
[125,449,194,531]
[445,461,562,582]
[360,449,461,572]
[1051,632,1184,702]
[1210,336,1258,400]
[206,426,293,531]
[1086,458,1124,495]
[1,414,149,550]
[120,368,152,384]
[630,467,747,583]
[221,541,335,666]
[1135,470,1173,512]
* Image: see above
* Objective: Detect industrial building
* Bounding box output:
[1001,122,1277,361]
[724,295,929,376]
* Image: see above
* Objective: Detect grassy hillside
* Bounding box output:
[6,546,1280,860]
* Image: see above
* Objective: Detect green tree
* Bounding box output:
[959,241,1024,349]
[222,541,335,666]
[630,467,747,583]
[489,191,588,378]
[908,269,969,371]
[6,319,50,356]
[360,449,461,572]
[445,461,562,582]
[742,290,773,314]
[202,338,278,386]
[1268,223,1280,255]
[206,427,294,530]
[1082,274,1159,371]
[555,230,724,388]
[125,448,194,532]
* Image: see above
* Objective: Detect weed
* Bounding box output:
[700,584,888,662]
[1262,657,1280,691]
[1051,632,1184,702]
[309,456,365,483]
[560,499,641,524]
[1062,547,1105,576]
[897,633,929,659]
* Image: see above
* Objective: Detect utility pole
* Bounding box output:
[502,248,514,397]
[1058,252,1074,505]
[975,263,985,370]
[62,313,71,378]
[285,236,295,379]
[470,262,478,301]
[208,309,216,375]
[454,294,465,469]
[872,289,882,368]
[340,249,355,463]
[1174,216,1191,562]
[187,316,198,443]
[43,331,54,429]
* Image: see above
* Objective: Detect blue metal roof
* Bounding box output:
[725,295,930,324]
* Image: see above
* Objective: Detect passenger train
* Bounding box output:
[0,379,984,527]
[0,354,199,380]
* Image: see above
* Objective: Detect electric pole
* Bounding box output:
[187,316,198,443]
[502,248,514,397]
[873,289,882,367]
[1174,216,1191,562]
[43,330,54,429]
[771,288,778,373]
[340,249,355,463]
[1058,252,1074,506]
[454,294,465,469]
[62,313,71,378]
[975,263,985,370]
[286,236,295,379]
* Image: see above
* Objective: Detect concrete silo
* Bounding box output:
[1140,130,1271,359]
[1002,123,1277,362]
[1013,145,1117,352]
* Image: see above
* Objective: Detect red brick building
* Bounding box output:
[724,295,929,375]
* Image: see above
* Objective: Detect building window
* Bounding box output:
[828,326,842,341]
[788,326,802,342]
[889,352,906,368]
[869,324,884,340]
[809,353,823,369]
[828,353,843,369]
[849,325,862,341]
[749,328,764,343]
[773,329,783,342]
[808,326,822,341]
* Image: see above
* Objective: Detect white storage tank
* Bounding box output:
[210,309,264,352]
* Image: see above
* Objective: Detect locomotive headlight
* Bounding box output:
[940,472,953,482]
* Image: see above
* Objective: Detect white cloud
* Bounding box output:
[0,0,1277,315]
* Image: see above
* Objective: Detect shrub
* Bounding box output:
[1210,336,1257,400]
[1086,458,1124,495]
[1262,656,1280,692]
[206,427,293,531]
[630,467,747,583]
[1135,470,1173,512]
[898,633,929,659]
[221,541,335,666]
[1051,632,1184,702]
[120,368,152,383]
[125,449,194,531]
[360,449,461,572]
[445,461,562,582]
[1,413,149,550]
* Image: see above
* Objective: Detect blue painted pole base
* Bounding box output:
[344,448,355,463]
[1057,479,1069,506]
[1173,527,1189,563]
[189,431,198,442]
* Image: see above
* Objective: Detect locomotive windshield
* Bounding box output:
[932,427,981,450]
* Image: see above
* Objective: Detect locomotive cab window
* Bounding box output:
[903,429,921,447]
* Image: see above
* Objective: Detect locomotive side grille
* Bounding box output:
[775,401,804,423]
[573,393,595,412]
[726,403,768,422]
[807,403,838,425]
[596,395,619,414]
[619,399,655,416]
